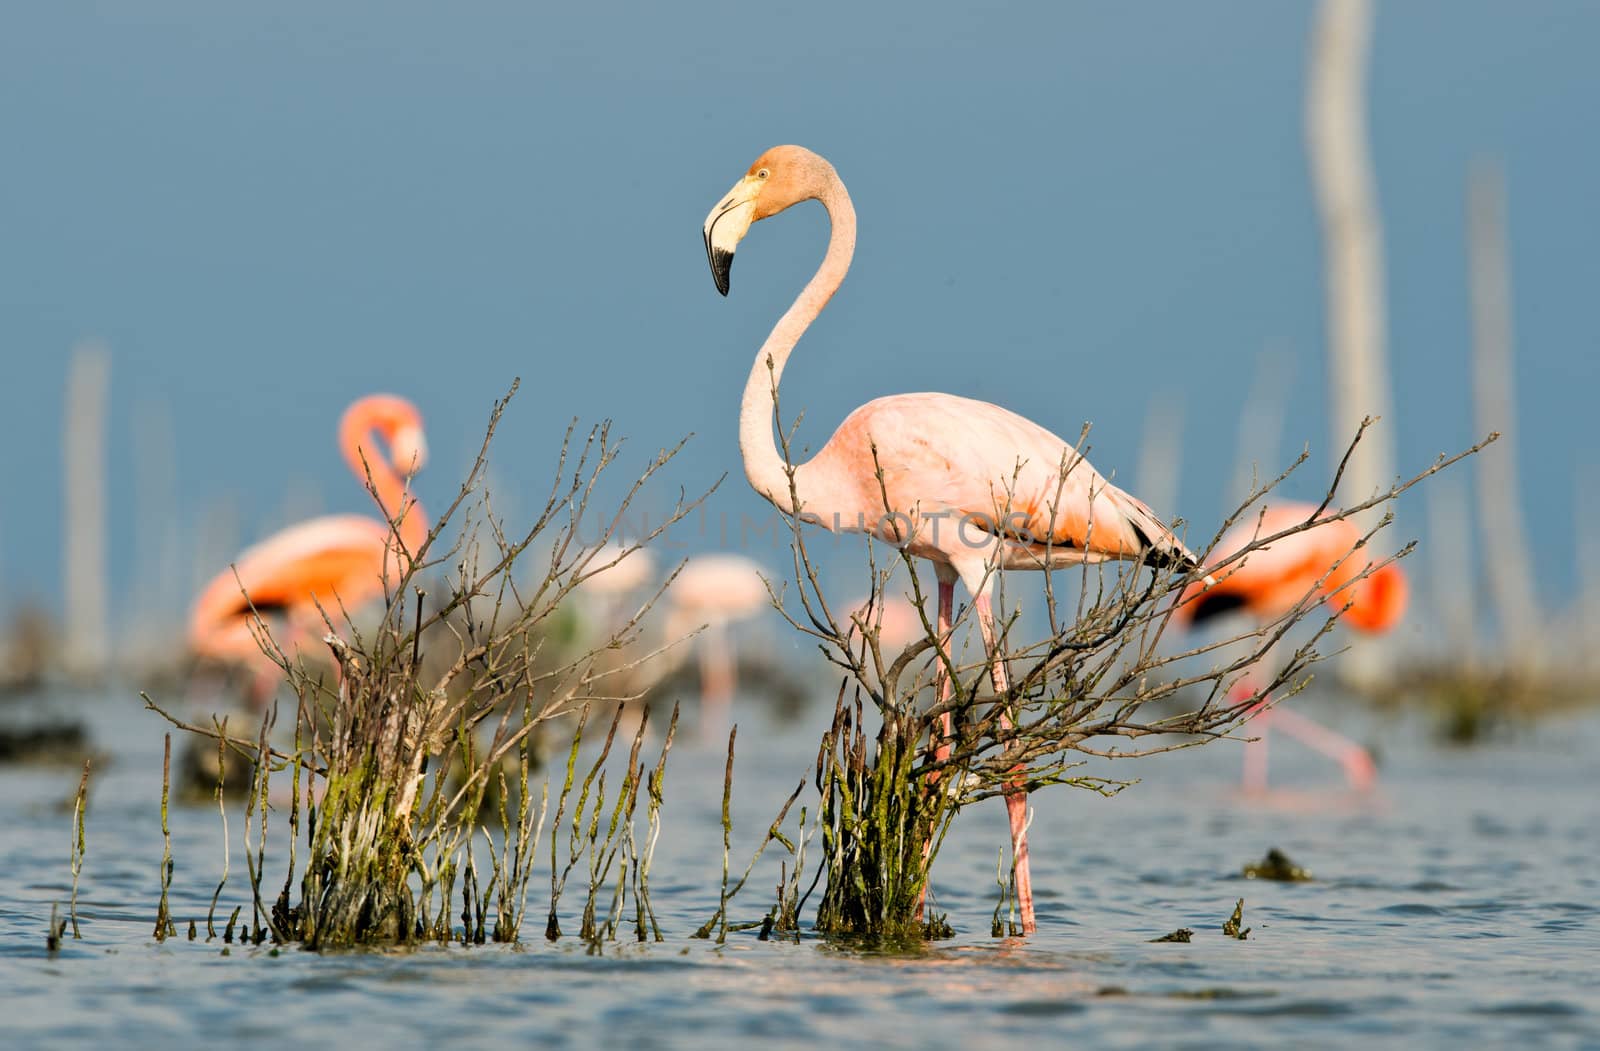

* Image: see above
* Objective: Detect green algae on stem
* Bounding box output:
[153,734,176,941]
[694,726,737,944]
[69,758,89,939]
[205,720,229,940]
[243,710,273,943]
[695,728,807,944]
[635,704,679,942]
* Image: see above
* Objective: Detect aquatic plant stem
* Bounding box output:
[69,759,90,939]
[153,735,176,941]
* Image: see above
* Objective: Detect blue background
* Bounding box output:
[2,2,1595,635]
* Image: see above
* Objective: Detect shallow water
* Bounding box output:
[3,687,1597,1049]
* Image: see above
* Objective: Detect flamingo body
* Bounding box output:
[669,553,769,622]
[190,515,397,637]
[1177,502,1408,634]
[578,544,659,597]
[800,392,1194,582]
[1174,501,1409,793]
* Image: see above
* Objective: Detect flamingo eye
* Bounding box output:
[757,168,769,180]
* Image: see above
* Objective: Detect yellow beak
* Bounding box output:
[703,176,759,296]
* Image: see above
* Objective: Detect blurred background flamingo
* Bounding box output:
[1174,501,1409,792]
[842,592,929,686]
[575,542,659,639]
[187,394,428,707]
[663,553,770,732]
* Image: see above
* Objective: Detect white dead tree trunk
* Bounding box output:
[126,395,181,669]
[1307,0,1396,522]
[1575,467,1600,675]
[1306,0,1396,681]
[62,342,112,680]
[1425,474,1477,662]
[1467,160,1542,666]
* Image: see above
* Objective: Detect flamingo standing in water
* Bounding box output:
[1173,502,1409,792]
[664,553,770,731]
[703,145,1202,934]
[189,395,429,705]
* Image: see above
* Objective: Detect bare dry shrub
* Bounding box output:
[147,381,708,948]
[721,402,1493,941]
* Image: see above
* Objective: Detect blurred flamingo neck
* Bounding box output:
[739,176,857,514]
[339,403,427,555]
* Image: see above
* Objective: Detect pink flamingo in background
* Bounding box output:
[664,553,770,732]
[703,145,1202,934]
[577,542,659,636]
[189,395,429,705]
[1173,502,1409,792]
[845,593,928,657]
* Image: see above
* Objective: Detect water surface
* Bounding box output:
[3,689,1597,1048]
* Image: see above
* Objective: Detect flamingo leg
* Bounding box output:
[917,572,957,924]
[1265,706,1377,790]
[931,572,957,763]
[699,621,735,739]
[1242,705,1271,794]
[247,658,282,710]
[1232,680,1272,793]
[974,592,1034,935]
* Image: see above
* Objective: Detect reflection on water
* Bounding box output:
[2,689,1597,1048]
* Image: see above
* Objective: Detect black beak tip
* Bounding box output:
[710,248,734,297]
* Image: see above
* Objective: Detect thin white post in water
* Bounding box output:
[127,395,180,668]
[62,342,112,680]
[1574,467,1599,675]
[1467,160,1541,667]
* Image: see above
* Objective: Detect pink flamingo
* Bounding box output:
[189,395,429,705]
[1173,502,1409,792]
[703,145,1202,934]
[664,553,770,731]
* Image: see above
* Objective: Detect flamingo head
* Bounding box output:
[703,145,835,295]
[389,420,428,477]
[342,394,428,478]
[1340,560,1409,634]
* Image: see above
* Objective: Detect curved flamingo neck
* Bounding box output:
[339,404,428,556]
[739,176,857,514]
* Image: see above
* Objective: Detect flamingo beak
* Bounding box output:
[703,177,758,296]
